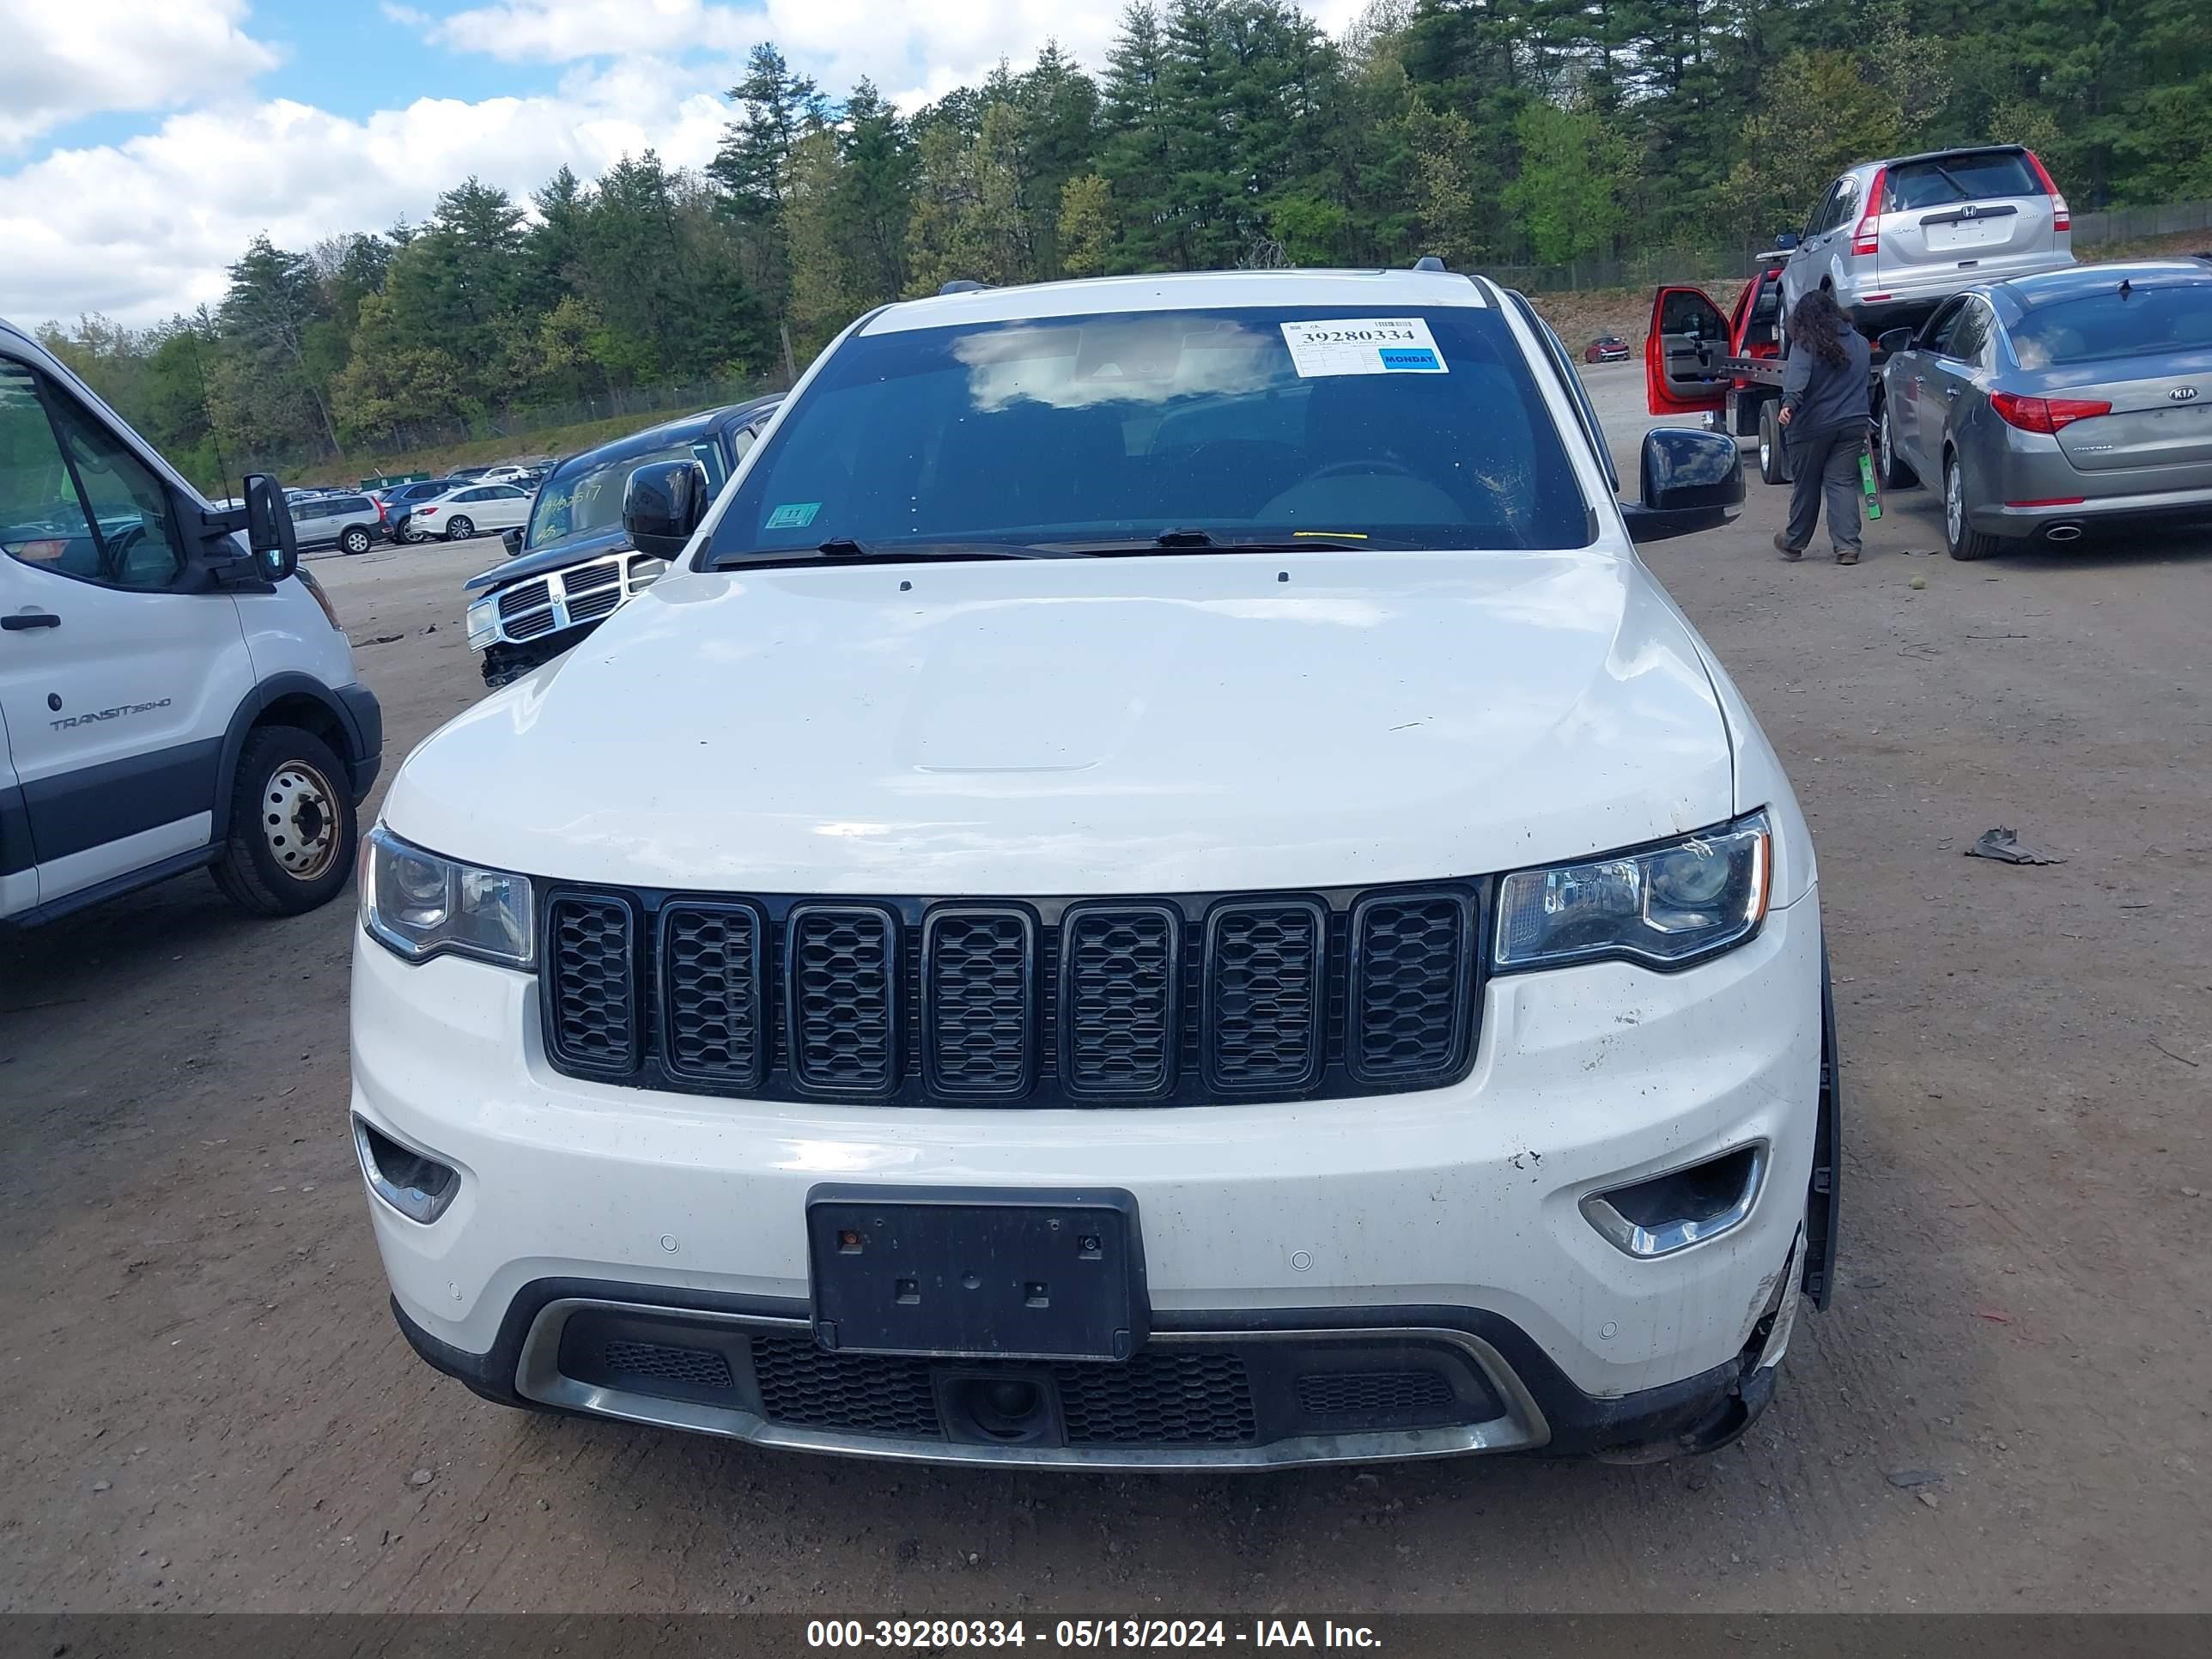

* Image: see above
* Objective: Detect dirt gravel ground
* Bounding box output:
[3,368,2209,1613]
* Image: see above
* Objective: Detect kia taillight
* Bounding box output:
[2026,150,2070,233]
[1990,391,2110,434]
[1851,167,1887,257]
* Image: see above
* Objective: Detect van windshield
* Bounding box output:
[528,435,728,550]
[705,304,1591,562]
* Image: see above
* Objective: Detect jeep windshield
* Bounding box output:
[528,434,729,552]
[704,305,1591,565]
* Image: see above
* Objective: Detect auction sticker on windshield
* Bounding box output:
[1279,318,1447,377]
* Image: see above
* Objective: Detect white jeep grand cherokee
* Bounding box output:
[351,268,1838,1468]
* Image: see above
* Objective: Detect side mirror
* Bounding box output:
[623,459,711,559]
[1620,427,1745,543]
[501,526,524,556]
[242,474,299,581]
[1876,327,1914,359]
[1773,230,1801,251]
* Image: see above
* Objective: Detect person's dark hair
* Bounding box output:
[1789,289,1851,369]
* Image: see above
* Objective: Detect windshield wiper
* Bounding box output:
[707,537,1079,570]
[1038,531,1388,555]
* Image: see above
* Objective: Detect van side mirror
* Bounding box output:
[1772,230,1801,251]
[623,460,711,559]
[1876,327,1914,359]
[243,474,299,581]
[1620,427,1745,543]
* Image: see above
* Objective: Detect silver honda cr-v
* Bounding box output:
[1777,146,2075,337]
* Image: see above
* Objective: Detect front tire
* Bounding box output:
[1942,451,2001,561]
[444,515,475,541]
[210,726,359,917]
[1876,400,1917,489]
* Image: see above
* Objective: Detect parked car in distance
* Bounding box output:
[444,465,492,483]
[289,490,389,556]
[1584,335,1631,363]
[479,465,535,487]
[1776,144,2074,341]
[374,477,463,542]
[357,269,1841,1475]
[406,483,532,544]
[464,396,781,688]
[2,313,381,927]
[1874,258,2212,558]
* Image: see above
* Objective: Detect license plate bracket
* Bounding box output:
[806,1185,1149,1361]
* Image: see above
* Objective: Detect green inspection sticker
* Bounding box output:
[765,501,821,529]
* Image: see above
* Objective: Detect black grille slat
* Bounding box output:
[603,1340,733,1391]
[1348,893,1472,1083]
[1204,901,1323,1091]
[497,580,550,619]
[660,902,765,1087]
[923,908,1036,1097]
[1054,1352,1256,1445]
[544,893,637,1070]
[787,904,898,1093]
[1296,1369,1453,1417]
[1060,905,1178,1097]
[747,1335,942,1437]
[541,885,1483,1107]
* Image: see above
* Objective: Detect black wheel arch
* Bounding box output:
[212,672,383,840]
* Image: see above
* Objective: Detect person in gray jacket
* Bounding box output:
[1775,289,1873,565]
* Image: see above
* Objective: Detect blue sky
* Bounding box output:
[0,0,1362,327]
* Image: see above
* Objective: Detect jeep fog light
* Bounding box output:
[1583,1144,1765,1258]
[353,1116,459,1224]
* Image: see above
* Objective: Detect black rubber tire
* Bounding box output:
[444,515,475,541]
[340,526,373,555]
[1942,450,2002,561]
[210,725,360,917]
[1876,398,1918,489]
[1758,401,1791,484]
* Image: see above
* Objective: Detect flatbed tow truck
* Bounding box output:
[1645,256,1914,486]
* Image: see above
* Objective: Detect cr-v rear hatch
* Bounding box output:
[1877,148,2071,289]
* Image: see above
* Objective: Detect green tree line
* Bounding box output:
[35,0,2212,484]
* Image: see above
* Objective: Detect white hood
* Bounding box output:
[386,550,1733,894]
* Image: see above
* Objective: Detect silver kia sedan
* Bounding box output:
[1875,258,2212,558]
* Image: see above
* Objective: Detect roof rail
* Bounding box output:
[939,278,988,295]
[1412,255,1447,271]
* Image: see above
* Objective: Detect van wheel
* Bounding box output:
[210,726,359,917]
[1942,452,2000,561]
[340,526,373,555]
[444,516,475,541]
[1877,401,1918,489]
[1758,403,1790,484]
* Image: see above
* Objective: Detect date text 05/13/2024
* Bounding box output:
[805,1619,1382,1649]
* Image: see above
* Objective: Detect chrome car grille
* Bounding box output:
[485,552,665,646]
[537,883,1485,1109]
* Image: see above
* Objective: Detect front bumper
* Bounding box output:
[351,892,1822,1463]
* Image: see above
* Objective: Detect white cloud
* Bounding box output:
[0,60,730,328]
[2,0,1381,327]
[416,1,1371,107]
[0,0,280,151]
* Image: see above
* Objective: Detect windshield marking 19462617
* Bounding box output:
[703,305,1590,567]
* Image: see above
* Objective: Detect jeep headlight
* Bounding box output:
[360,824,534,968]
[465,593,499,650]
[1495,811,1771,971]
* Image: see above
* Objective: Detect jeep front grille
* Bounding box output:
[538,883,1485,1109]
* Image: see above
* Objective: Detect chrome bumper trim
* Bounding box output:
[514,1297,1553,1469]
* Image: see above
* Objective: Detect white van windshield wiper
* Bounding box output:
[705,537,1084,570]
